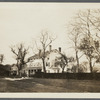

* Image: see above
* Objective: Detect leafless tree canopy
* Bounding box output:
[10,43,29,71]
[35,30,56,73]
[68,9,100,73]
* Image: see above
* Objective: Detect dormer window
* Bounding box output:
[31,70,33,73]
[55,59,57,61]
[46,62,50,67]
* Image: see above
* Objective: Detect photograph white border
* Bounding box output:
[0,2,100,98]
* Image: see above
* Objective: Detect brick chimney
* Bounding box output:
[59,47,61,52]
[49,45,52,52]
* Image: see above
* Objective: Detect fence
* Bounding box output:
[32,72,100,80]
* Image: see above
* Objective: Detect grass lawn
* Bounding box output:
[0,77,100,92]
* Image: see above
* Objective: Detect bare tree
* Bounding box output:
[68,20,83,73]
[35,30,56,73]
[10,43,29,74]
[0,54,4,64]
[73,9,100,73]
[87,9,100,61]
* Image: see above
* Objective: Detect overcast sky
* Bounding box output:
[0,3,100,64]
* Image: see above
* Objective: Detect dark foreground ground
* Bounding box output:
[0,77,100,92]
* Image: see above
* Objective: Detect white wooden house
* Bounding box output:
[25,45,68,75]
[45,49,67,73]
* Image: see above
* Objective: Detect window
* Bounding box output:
[29,70,30,74]
[34,69,36,72]
[31,70,33,73]
[38,69,41,72]
[46,62,50,67]
[55,59,57,61]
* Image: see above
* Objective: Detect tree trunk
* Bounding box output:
[42,47,46,73]
[76,50,79,73]
[89,57,93,73]
[42,58,46,73]
[62,68,65,73]
[17,60,22,76]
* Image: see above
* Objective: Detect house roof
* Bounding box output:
[28,49,62,61]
